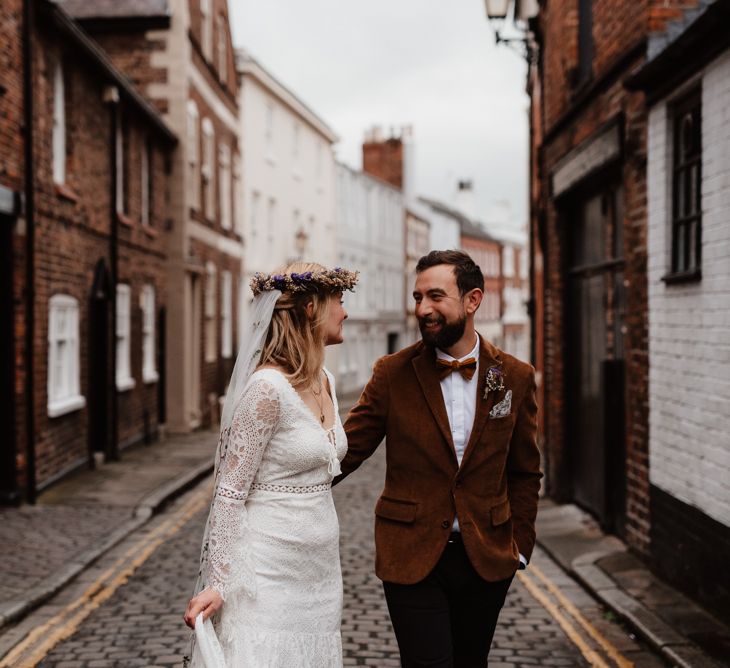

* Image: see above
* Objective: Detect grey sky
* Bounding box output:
[229,0,529,232]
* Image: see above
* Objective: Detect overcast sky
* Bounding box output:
[229,0,529,234]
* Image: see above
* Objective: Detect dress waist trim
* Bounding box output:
[249,482,331,494]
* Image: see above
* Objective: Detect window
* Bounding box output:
[201,0,212,60]
[267,198,276,250]
[205,262,217,362]
[265,101,275,160]
[217,14,227,84]
[141,137,151,226]
[187,100,201,210]
[47,295,85,417]
[115,109,127,215]
[116,284,135,391]
[249,190,260,245]
[141,285,158,383]
[669,89,702,279]
[202,117,215,220]
[519,248,528,279]
[52,62,66,184]
[503,246,514,278]
[233,153,242,234]
[219,142,232,230]
[221,270,232,358]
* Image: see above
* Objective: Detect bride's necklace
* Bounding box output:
[311,375,326,424]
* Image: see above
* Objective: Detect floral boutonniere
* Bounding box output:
[483,363,505,400]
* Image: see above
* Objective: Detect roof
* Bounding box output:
[236,49,339,144]
[626,0,730,102]
[42,0,177,145]
[58,0,170,20]
[418,196,497,242]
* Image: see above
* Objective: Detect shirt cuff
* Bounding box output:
[518,553,528,570]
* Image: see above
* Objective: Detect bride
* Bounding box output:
[183,262,358,667]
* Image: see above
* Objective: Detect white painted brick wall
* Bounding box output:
[647,49,730,528]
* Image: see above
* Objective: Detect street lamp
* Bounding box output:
[484,0,538,61]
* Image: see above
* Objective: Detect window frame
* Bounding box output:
[221,270,233,359]
[202,117,215,220]
[116,283,136,391]
[187,100,201,210]
[664,87,702,284]
[47,294,86,417]
[52,61,66,185]
[219,142,232,230]
[141,284,158,383]
[205,262,217,362]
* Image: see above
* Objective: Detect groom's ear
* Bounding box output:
[465,288,483,315]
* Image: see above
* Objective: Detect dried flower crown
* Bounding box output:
[250,267,359,297]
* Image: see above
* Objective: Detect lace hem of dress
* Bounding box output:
[203,626,342,668]
[249,481,331,494]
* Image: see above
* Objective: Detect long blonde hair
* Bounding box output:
[258,262,332,388]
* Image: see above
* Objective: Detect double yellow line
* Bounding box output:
[518,563,633,667]
[0,490,208,668]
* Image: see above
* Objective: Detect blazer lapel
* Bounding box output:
[459,338,501,471]
[411,346,458,465]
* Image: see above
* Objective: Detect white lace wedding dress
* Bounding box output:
[193,367,347,667]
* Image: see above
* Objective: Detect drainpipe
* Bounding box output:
[22,0,37,503]
[104,86,120,461]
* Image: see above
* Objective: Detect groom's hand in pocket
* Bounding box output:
[184,588,223,628]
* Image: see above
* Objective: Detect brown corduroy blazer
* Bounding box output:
[336,336,542,585]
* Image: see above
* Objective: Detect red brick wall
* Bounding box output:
[0,0,24,195]
[30,27,172,488]
[535,0,659,554]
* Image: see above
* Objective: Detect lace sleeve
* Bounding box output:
[205,377,280,601]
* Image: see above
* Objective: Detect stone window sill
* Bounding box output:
[142,224,159,238]
[48,394,86,418]
[143,370,159,384]
[117,212,135,227]
[116,376,136,392]
[54,182,79,203]
[661,269,702,285]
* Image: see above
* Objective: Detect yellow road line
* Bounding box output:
[517,570,611,668]
[0,491,207,668]
[529,563,634,668]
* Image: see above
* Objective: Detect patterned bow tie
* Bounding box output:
[436,357,477,381]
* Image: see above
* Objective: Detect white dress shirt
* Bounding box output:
[436,334,527,567]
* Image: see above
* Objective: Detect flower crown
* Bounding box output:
[250,267,359,297]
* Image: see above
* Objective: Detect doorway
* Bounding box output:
[566,184,627,533]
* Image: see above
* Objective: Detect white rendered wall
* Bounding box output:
[647,50,730,527]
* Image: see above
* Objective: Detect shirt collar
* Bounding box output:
[436,333,480,363]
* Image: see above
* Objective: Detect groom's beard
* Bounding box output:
[418,312,467,350]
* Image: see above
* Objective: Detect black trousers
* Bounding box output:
[382,534,514,668]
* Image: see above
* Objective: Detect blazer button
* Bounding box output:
[441,520,450,529]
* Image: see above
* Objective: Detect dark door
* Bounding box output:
[88,259,111,464]
[567,185,626,531]
[0,214,18,503]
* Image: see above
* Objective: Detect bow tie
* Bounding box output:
[436,357,477,381]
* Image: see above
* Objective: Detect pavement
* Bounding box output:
[0,432,217,632]
[1,428,729,667]
[537,500,730,668]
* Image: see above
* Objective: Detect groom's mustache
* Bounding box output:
[418,315,445,327]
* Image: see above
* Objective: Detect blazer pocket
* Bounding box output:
[490,498,512,526]
[375,497,418,524]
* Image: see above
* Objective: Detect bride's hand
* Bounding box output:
[183,588,223,629]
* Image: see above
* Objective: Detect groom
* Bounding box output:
[335,250,542,667]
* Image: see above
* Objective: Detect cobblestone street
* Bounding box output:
[0,447,668,668]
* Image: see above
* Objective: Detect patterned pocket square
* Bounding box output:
[489,390,512,419]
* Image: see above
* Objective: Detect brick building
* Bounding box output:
[527,0,723,613]
[626,0,730,620]
[1,0,176,502]
[65,0,244,432]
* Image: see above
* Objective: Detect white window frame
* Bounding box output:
[265,101,275,163]
[205,262,217,362]
[219,142,232,230]
[52,61,66,185]
[217,13,227,84]
[503,246,514,278]
[141,284,158,383]
[202,117,215,220]
[47,295,85,417]
[187,100,201,210]
[201,0,213,60]
[141,137,151,226]
[221,270,233,358]
[116,284,135,391]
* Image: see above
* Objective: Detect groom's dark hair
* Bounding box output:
[416,250,484,296]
